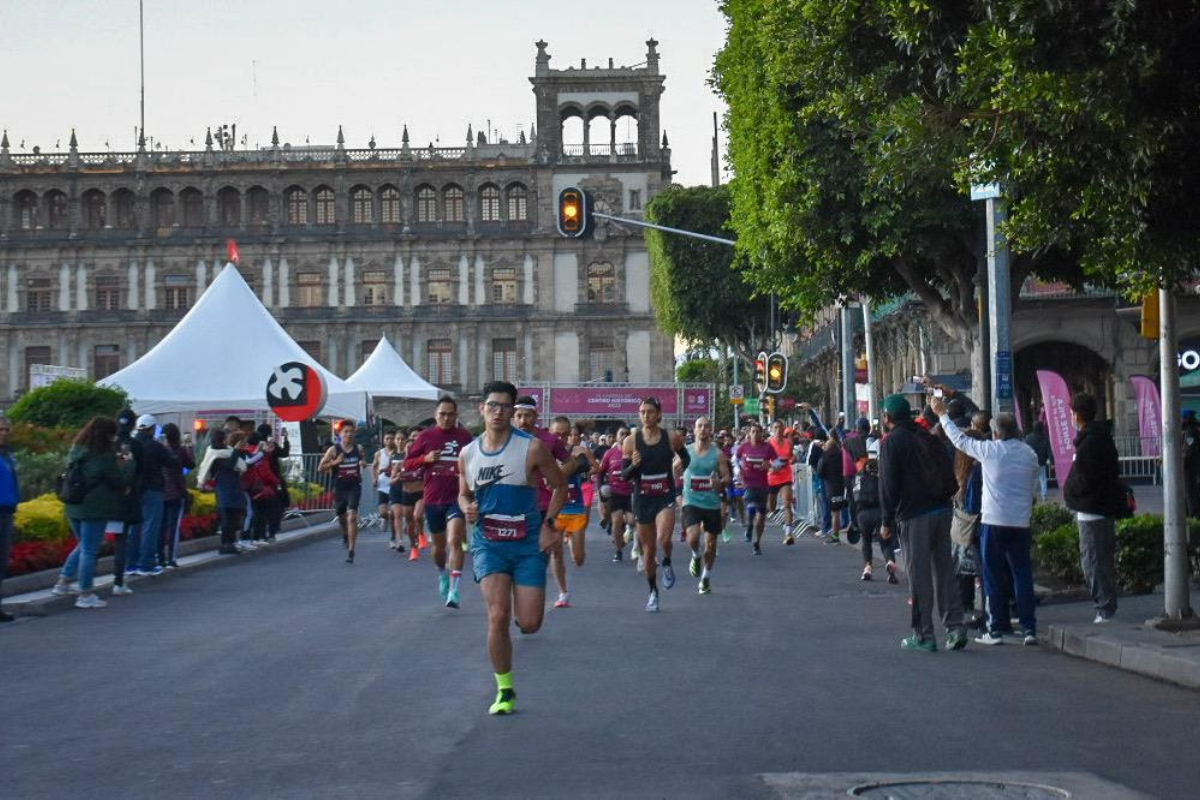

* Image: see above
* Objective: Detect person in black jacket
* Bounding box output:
[125,414,180,575]
[879,394,967,652]
[1183,410,1200,518]
[816,430,846,544]
[1025,422,1052,502]
[1062,392,1123,623]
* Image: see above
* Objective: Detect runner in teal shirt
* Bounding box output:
[679,417,731,595]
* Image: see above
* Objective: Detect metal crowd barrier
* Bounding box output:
[281,454,337,519]
[792,461,822,535]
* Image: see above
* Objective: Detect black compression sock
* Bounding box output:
[647,576,658,593]
[661,556,671,566]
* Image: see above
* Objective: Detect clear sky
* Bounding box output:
[0,0,730,187]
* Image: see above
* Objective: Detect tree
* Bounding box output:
[645,185,772,364]
[713,1,1197,383]
[7,380,129,429]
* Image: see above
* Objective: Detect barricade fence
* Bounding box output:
[281,454,386,522]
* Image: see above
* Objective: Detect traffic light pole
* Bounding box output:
[591,213,737,247]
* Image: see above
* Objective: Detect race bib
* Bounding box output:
[640,473,671,497]
[481,514,527,542]
[690,476,714,493]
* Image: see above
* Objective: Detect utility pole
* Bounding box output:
[841,304,856,426]
[973,182,1014,414]
[861,297,878,422]
[1157,287,1194,622]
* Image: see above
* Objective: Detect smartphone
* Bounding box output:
[934,388,944,398]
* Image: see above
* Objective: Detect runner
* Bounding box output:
[513,397,572,576]
[767,421,798,545]
[403,398,473,607]
[372,431,402,551]
[725,430,746,529]
[737,423,776,555]
[459,380,565,715]
[318,422,365,564]
[389,432,425,561]
[599,427,635,562]
[622,397,691,612]
[547,418,599,608]
[680,417,732,594]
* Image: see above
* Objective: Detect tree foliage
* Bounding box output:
[713,0,1199,348]
[7,380,129,429]
[645,185,771,361]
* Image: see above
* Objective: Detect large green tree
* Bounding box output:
[713,1,1198,371]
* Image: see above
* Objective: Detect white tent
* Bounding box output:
[101,263,368,421]
[346,336,443,401]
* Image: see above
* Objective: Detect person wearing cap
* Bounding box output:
[126,413,180,576]
[878,394,968,652]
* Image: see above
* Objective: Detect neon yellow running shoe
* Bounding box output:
[489,688,516,715]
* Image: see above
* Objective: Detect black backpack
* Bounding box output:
[912,428,958,501]
[55,456,90,505]
[853,471,880,509]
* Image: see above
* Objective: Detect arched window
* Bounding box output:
[112,189,136,229]
[560,106,585,155]
[506,184,528,221]
[150,188,175,229]
[587,111,612,155]
[45,190,68,229]
[586,262,616,304]
[443,185,464,223]
[285,187,308,225]
[380,185,401,224]
[180,188,204,227]
[14,191,38,230]
[314,186,335,225]
[479,184,501,222]
[217,187,241,226]
[415,185,436,223]
[247,186,269,227]
[350,186,373,224]
[614,105,640,156]
[82,190,106,230]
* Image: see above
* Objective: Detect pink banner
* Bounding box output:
[683,388,713,416]
[549,387,678,416]
[1036,370,1077,487]
[1130,375,1162,457]
[515,387,544,410]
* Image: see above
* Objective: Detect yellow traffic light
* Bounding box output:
[557,187,589,238]
[766,352,788,393]
[1140,292,1159,340]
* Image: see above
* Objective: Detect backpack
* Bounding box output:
[853,471,880,509]
[912,427,958,501]
[55,456,90,504]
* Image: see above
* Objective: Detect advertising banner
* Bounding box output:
[1130,375,1162,457]
[1036,370,1077,487]
[549,387,678,416]
[682,388,713,416]
[515,387,545,410]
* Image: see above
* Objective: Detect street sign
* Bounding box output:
[995,350,1013,401]
[970,182,1001,201]
[729,385,744,401]
[744,397,760,415]
[266,362,327,422]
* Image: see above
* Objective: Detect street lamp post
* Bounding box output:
[1158,287,1193,622]
[972,182,1014,414]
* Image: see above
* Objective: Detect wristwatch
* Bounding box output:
[543,515,558,528]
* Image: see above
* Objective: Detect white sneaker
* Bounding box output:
[75,594,108,609]
[645,592,660,613]
[636,555,645,574]
[1093,612,1112,624]
[974,632,1005,645]
[50,582,79,596]
[624,525,635,545]
[112,585,134,596]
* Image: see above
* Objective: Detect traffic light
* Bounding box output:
[557,187,590,238]
[766,352,788,394]
[754,351,768,394]
[1140,292,1159,340]
[765,395,776,420]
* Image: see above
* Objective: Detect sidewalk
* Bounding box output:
[1,514,340,619]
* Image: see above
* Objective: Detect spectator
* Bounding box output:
[1025,422,1052,502]
[51,417,135,610]
[113,408,144,591]
[159,423,195,569]
[243,433,282,546]
[197,429,247,556]
[935,398,1040,646]
[0,415,18,622]
[949,420,986,627]
[817,429,846,544]
[841,417,870,541]
[1183,410,1200,518]
[126,414,180,576]
[1062,392,1124,623]
[879,393,967,652]
[255,423,290,541]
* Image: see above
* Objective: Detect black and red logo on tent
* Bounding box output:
[266,361,327,422]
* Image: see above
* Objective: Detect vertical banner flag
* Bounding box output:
[1013,389,1025,432]
[1130,375,1162,457]
[1036,370,1076,487]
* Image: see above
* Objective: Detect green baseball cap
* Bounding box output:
[882,394,912,419]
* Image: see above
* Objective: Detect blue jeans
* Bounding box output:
[981,524,1037,635]
[1037,466,1049,501]
[128,490,165,570]
[61,519,107,591]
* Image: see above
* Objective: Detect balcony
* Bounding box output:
[574,301,630,317]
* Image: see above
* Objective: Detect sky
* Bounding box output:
[0,0,730,187]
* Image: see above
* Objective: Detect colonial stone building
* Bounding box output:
[0,40,675,408]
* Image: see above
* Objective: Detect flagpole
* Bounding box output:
[139,0,145,146]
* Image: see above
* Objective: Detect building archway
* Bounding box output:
[1014,340,1112,428]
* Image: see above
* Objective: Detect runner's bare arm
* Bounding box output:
[621,433,641,479]
[718,451,732,489]
[529,439,566,552]
[317,446,341,474]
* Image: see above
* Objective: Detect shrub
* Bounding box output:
[13,494,72,543]
[1031,503,1075,538]
[1033,523,1083,585]
[7,380,128,429]
[187,489,217,518]
[1114,516,1200,594]
[7,539,77,578]
[7,421,75,454]
[13,450,68,502]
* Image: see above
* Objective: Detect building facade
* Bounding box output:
[0,40,675,408]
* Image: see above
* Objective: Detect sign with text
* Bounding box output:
[549,387,679,416]
[30,364,87,389]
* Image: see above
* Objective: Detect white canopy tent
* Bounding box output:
[345,336,443,401]
[100,263,368,421]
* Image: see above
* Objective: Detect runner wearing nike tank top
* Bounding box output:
[680,417,731,594]
[622,397,690,612]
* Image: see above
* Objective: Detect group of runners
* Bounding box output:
[317,387,813,716]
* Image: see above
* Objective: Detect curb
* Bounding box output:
[1041,623,1200,691]
[1,518,339,619]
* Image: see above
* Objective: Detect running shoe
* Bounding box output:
[900,635,937,652]
[50,582,78,597]
[861,565,873,581]
[946,630,968,651]
[438,573,450,601]
[461,539,469,553]
[886,561,899,584]
[721,530,731,544]
[388,541,398,550]
[612,551,622,563]
[488,688,516,715]
[636,554,645,573]
[74,594,107,609]
[408,548,419,562]
[689,554,701,577]
[752,542,762,556]
[1093,612,1112,624]
[445,589,460,609]
[645,591,660,613]
[698,578,711,595]
[974,631,1005,646]
[395,543,406,554]
[112,584,133,596]
[661,561,676,590]
[624,525,635,545]
[744,532,752,543]
[783,532,795,546]
[140,566,164,577]
[345,550,355,564]
[1022,631,1038,646]
[554,593,570,609]
[631,541,641,562]
[823,532,841,545]
[418,532,429,550]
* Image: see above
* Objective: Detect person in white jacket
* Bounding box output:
[932,395,1039,646]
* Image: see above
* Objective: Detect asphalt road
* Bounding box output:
[3,518,1199,799]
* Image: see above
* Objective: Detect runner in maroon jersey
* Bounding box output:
[513,397,572,605]
[599,427,635,561]
[402,397,474,608]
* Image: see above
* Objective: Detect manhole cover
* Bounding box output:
[850,780,1071,799]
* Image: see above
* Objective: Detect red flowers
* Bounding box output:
[8,538,77,577]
